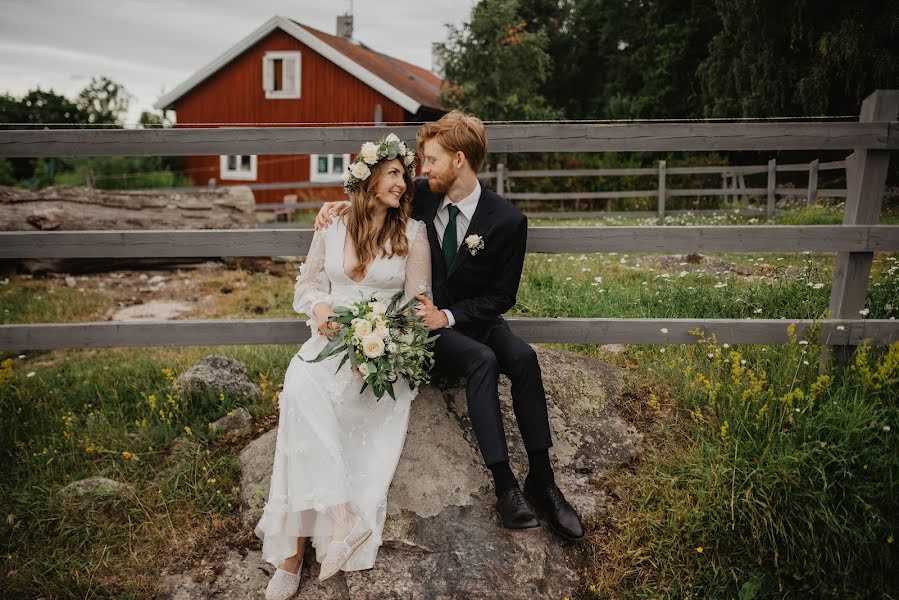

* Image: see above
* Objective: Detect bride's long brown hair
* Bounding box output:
[345,158,415,279]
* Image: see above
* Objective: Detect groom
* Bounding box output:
[316,110,584,540]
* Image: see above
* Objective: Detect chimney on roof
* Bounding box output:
[431,42,445,77]
[337,14,353,39]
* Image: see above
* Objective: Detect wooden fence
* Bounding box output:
[484,159,847,222]
[1,89,898,366]
[169,160,847,222]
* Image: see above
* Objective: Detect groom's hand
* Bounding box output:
[414,294,448,330]
[314,200,351,230]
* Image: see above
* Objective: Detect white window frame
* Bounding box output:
[219,154,257,181]
[263,51,301,99]
[310,153,351,182]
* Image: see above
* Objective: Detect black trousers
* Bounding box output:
[432,320,553,466]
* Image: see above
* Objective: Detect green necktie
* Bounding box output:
[443,204,460,270]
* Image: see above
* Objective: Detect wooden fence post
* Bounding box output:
[766,158,776,221]
[496,163,505,196]
[806,159,819,206]
[822,89,899,370]
[657,160,667,223]
[738,174,748,208]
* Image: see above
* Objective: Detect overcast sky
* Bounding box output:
[0,0,476,124]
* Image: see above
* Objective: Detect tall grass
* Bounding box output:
[586,332,898,598]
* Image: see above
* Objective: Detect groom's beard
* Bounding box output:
[426,164,460,195]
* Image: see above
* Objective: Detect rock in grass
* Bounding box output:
[208,407,253,437]
[60,476,131,498]
[176,355,261,400]
[218,345,642,600]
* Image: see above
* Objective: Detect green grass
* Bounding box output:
[1,206,898,598]
[584,332,898,599]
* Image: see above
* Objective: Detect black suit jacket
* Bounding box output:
[411,178,528,336]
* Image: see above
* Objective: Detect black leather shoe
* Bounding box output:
[523,480,585,540]
[495,487,540,530]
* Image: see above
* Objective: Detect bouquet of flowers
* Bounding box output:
[302,291,439,401]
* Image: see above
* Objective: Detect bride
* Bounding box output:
[254,135,430,599]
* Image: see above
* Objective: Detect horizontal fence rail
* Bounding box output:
[2,226,898,258]
[1,318,895,352]
[1,122,897,157]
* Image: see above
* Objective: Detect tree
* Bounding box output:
[76,76,133,125]
[438,0,561,121]
[698,0,899,117]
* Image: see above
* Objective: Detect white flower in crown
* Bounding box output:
[385,133,401,143]
[464,234,485,255]
[359,142,380,165]
[350,161,371,180]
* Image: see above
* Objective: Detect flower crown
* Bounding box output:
[342,133,417,195]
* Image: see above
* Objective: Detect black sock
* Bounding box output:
[526,449,555,487]
[489,461,519,497]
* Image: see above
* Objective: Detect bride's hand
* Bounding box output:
[314,200,351,231]
[313,304,341,338]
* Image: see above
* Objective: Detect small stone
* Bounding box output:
[209,407,253,436]
[60,476,130,498]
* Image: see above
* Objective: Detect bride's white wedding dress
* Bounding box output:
[254,216,431,572]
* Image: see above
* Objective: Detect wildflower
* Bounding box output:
[26,372,36,378]
[121,451,139,462]
[659,347,666,353]
[859,308,870,317]
[184,426,193,436]
[884,426,891,432]
[696,546,704,553]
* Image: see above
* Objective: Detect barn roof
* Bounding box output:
[153,15,444,114]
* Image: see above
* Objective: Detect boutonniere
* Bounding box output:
[464,234,485,255]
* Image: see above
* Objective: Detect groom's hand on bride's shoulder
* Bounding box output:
[314,200,351,230]
[415,294,448,330]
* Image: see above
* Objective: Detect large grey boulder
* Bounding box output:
[158,346,643,599]
[175,355,261,400]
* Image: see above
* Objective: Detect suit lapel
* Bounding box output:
[447,190,494,279]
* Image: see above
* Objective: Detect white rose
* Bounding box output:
[360,142,379,165]
[375,320,390,339]
[465,234,482,247]
[350,161,371,180]
[352,318,372,338]
[369,301,387,315]
[403,151,415,166]
[358,362,374,376]
[385,133,401,144]
[361,334,385,358]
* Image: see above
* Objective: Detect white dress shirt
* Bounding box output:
[433,181,481,327]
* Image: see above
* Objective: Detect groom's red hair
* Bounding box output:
[416,110,488,173]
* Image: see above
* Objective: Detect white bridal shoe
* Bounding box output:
[318,517,373,581]
[264,564,302,600]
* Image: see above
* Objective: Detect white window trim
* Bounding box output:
[263,51,301,99]
[220,154,258,181]
[310,153,351,183]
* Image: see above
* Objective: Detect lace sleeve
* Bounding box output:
[293,229,333,323]
[404,220,432,302]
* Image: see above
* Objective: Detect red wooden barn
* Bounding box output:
[154,15,445,205]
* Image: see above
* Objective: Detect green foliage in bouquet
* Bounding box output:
[302,291,440,401]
